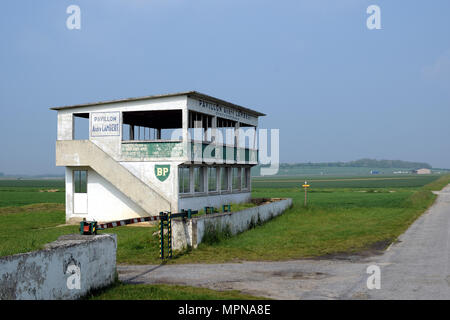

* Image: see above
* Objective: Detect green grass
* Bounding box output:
[0,179,65,188]
[167,188,435,263]
[252,174,441,189]
[0,174,448,300]
[87,282,265,300]
[0,204,77,257]
[422,174,450,191]
[103,174,447,264]
[0,187,65,207]
[0,174,448,263]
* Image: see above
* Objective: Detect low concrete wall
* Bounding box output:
[0,234,117,300]
[172,198,292,250]
[179,192,251,213]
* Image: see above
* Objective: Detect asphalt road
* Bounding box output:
[118,185,450,299]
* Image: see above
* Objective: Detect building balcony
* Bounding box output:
[120,140,258,164]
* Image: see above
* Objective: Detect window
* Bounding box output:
[74,113,89,140]
[194,167,204,193]
[74,170,87,193]
[217,117,236,146]
[188,111,214,142]
[242,167,249,190]
[178,167,190,194]
[122,110,182,141]
[232,167,240,191]
[221,167,229,191]
[208,167,217,192]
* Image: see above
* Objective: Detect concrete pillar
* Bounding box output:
[216,166,220,192]
[182,109,189,160]
[129,125,134,140]
[235,122,240,162]
[65,167,74,223]
[228,167,232,192]
[203,166,208,194]
[211,116,217,141]
[57,112,74,140]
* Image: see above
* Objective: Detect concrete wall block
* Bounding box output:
[0,234,117,300]
[172,198,292,251]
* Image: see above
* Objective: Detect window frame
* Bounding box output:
[232,167,241,191]
[178,166,191,194]
[241,167,249,190]
[208,167,218,192]
[193,166,205,193]
[220,167,229,192]
[74,170,88,194]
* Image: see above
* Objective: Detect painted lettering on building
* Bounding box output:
[91,112,120,137]
[198,100,253,122]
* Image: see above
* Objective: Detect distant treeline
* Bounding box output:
[0,173,64,178]
[278,159,432,169]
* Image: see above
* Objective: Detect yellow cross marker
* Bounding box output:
[302,181,310,206]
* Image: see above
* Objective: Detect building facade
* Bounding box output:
[52,91,265,223]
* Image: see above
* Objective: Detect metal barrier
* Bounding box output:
[79,209,198,260]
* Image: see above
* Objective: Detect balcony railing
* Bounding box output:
[121,140,258,163]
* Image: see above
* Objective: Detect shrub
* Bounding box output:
[202,222,232,245]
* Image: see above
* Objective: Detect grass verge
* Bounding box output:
[1,174,447,263]
[86,281,266,300]
[422,174,450,191]
[0,204,77,257]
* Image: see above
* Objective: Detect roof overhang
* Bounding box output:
[50,91,266,117]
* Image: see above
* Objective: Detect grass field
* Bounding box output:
[87,282,266,300]
[0,179,65,207]
[0,204,77,257]
[1,174,450,298]
[252,174,441,189]
[2,174,448,262]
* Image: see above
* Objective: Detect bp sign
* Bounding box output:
[155,165,170,182]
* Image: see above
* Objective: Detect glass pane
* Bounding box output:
[179,167,191,193]
[74,170,87,193]
[194,167,204,192]
[183,168,190,193]
[208,167,217,192]
[221,167,228,191]
[232,167,240,190]
[178,167,183,193]
[242,168,248,189]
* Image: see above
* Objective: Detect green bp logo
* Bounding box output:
[155,165,170,182]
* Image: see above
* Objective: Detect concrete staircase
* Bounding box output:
[56,140,171,215]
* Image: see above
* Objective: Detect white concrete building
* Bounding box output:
[415,168,432,175]
[52,91,265,223]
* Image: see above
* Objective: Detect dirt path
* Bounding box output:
[118,185,450,299]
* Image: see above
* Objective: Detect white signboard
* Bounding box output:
[90,112,120,137]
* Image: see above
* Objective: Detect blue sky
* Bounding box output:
[1,0,449,174]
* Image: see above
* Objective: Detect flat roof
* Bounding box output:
[50,91,266,117]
